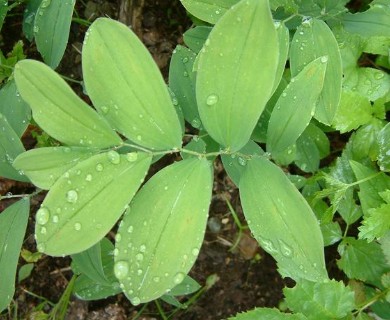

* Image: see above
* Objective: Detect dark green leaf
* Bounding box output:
[321,222,342,246]
[183,26,212,53]
[377,122,390,171]
[0,0,7,32]
[168,275,201,296]
[23,0,42,41]
[18,263,34,283]
[380,231,390,266]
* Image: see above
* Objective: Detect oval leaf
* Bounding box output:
[14,60,122,148]
[82,18,182,151]
[290,18,342,125]
[266,57,327,155]
[114,158,213,305]
[13,147,97,189]
[272,22,290,94]
[196,0,279,152]
[0,199,30,312]
[35,151,152,256]
[183,26,212,53]
[34,0,75,69]
[239,157,328,282]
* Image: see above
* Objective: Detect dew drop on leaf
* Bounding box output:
[40,227,47,234]
[139,244,146,253]
[37,243,45,252]
[52,215,59,223]
[101,106,109,114]
[206,94,219,106]
[96,163,104,172]
[320,56,328,63]
[278,239,293,257]
[126,152,138,162]
[127,225,134,233]
[107,150,121,164]
[74,222,82,231]
[136,253,144,261]
[85,174,92,182]
[114,261,129,280]
[131,297,141,306]
[238,157,247,166]
[36,207,50,225]
[173,272,185,284]
[66,190,78,203]
[192,247,200,256]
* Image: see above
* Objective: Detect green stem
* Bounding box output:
[0,189,43,201]
[155,300,168,320]
[72,17,92,27]
[354,287,390,315]
[131,303,149,319]
[60,75,83,85]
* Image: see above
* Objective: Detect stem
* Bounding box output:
[155,300,168,320]
[131,303,149,320]
[354,287,390,315]
[0,189,43,201]
[72,17,92,27]
[60,75,83,85]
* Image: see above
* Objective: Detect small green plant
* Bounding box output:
[1,0,390,318]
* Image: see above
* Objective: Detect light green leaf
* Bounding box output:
[272,22,289,94]
[380,231,390,266]
[169,45,199,126]
[337,237,389,284]
[0,114,29,182]
[239,157,328,282]
[114,158,213,305]
[377,122,390,171]
[180,0,239,24]
[267,58,327,154]
[13,147,97,190]
[0,0,7,32]
[0,199,30,312]
[229,307,307,320]
[290,18,342,125]
[35,151,152,256]
[337,192,362,225]
[34,0,76,69]
[284,280,355,320]
[197,0,279,152]
[22,0,42,41]
[183,26,212,53]
[297,0,348,17]
[321,222,342,246]
[14,60,122,148]
[0,79,31,137]
[332,91,372,133]
[18,263,34,283]
[82,18,182,151]
[168,275,201,296]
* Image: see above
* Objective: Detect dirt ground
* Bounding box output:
[0,1,343,319]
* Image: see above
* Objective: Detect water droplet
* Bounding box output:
[136,135,142,141]
[101,106,109,114]
[85,174,92,182]
[139,245,146,253]
[173,272,185,284]
[33,25,39,33]
[113,248,119,256]
[96,163,104,172]
[66,190,78,203]
[153,276,160,282]
[191,118,201,128]
[374,72,384,80]
[131,297,141,306]
[259,237,278,254]
[237,157,247,166]
[164,186,169,190]
[74,222,82,231]
[127,225,134,233]
[41,0,51,8]
[126,152,138,162]
[37,243,45,252]
[114,261,129,280]
[182,57,189,63]
[52,215,59,223]
[115,234,122,242]
[136,253,144,261]
[192,248,199,256]
[40,227,47,234]
[137,269,143,275]
[107,150,121,164]
[205,39,210,46]
[320,56,328,63]
[278,239,293,257]
[36,207,50,225]
[206,94,218,106]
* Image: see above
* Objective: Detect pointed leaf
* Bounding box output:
[239,157,328,282]
[22,0,42,41]
[13,147,97,189]
[114,158,213,305]
[0,0,7,32]
[229,308,308,320]
[35,151,152,256]
[183,26,212,53]
[14,60,122,148]
[290,18,342,125]
[34,0,75,69]
[196,0,279,152]
[0,199,30,312]
[82,18,182,151]
[267,57,327,154]
[272,22,289,94]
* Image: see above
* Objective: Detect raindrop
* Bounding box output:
[107,150,121,164]
[374,72,384,80]
[139,245,146,253]
[101,106,109,114]
[115,234,122,242]
[40,227,47,234]
[183,71,189,77]
[96,163,104,172]
[40,0,51,8]
[206,94,219,106]
[282,92,287,97]
[85,174,92,182]
[127,225,134,233]
[192,248,199,256]
[74,222,82,231]
[278,239,293,257]
[191,118,201,128]
[66,190,78,203]
[37,243,45,252]
[36,207,50,225]
[173,272,185,284]
[182,57,189,63]
[126,152,138,162]
[131,297,141,306]
[153,276,160,282]
[237,157,247,166]
[113,248,119,256]
[137,269,143,275]
[136,253,144,261]
[259,237,278,254]
[52,215,59,223]
[114,261,129,280]
[136,135,142,141]
[320,56,328,63]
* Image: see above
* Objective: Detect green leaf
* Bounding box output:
[337,192,362,225]
[183,26,212,53]
[350,160,390,216]
[239,157,328,282]
[34,0,75,69]
[0,113,29,182]
[229,307,307,320]
[378,122,390,171]
[290,18,342,125]
[18,263,34,283]
[169,45,199,126]
[380,231,390,266]
[221,140,264,186]
[272,22,289,94]
[14,60,122,149]
[13,147,97,190]
[180,0,239,24]
[35,151,152,256]
[22,0,42,41]
[168,275,201,296]
[114,158,213,305]
[0,0,7,32]
[337,237,389,284]
[321,222,342,246]
[0,79,31,137]
[196,0,279,152]
[284,280,355,320]
[270,0,299,14]
[332,91,372,133]
[0,199,30,312]
[266,58,327,154]
[82,18,182,151]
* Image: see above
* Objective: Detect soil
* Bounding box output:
[0,1,343,319]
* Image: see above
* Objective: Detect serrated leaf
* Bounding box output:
[0,114,29,182]
[114,158,213,305]
[13,147,97,190]
[14,60,122,148]
[321,222,342,246]
[377,122,390,171]
[82,18,182,151]
[267,58,327,154]
[337,237,389,284]
[35,151,152,256]
[0,79,31,137]
[239,157,328,282]
[22,0,42,41]
[229,307,308,320]
[183,26,212,53]
[284,280,355,320]
[290,18,342,125]
[34,0,75,69]
[221,140,264,186]
[0,199,30,312]
[169,45,199,126]
[180,0,239,24]
[337,192,362,225]
[196,0,279,152]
